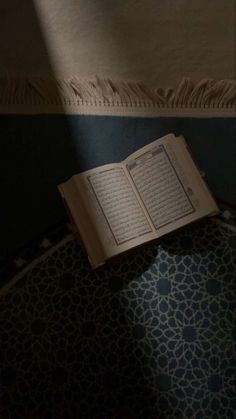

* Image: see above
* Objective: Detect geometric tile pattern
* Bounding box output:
[0,217,235,418]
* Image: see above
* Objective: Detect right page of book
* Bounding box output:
[124,134,219,238]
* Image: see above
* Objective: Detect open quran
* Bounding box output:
[58,134,219,268]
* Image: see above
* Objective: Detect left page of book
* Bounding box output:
[59,163,157,267]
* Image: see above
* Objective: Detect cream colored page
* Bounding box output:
[125,134,219,237]
[75,164,156,260]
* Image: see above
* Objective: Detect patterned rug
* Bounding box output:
[0,210,236,418]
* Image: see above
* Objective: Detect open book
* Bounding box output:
[58,134,219,268]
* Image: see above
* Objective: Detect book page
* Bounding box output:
[67,163,156,264]
[86,167,153,243]
[124,134,219,237]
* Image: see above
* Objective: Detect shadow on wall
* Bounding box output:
[0,0,55,77]
[0,0,80,261]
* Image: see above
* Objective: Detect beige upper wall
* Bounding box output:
[1,0,235,86]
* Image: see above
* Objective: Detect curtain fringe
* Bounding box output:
[0,76,235,116]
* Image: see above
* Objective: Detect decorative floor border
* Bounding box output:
[0,77,235,117]
[0,222,73,295]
